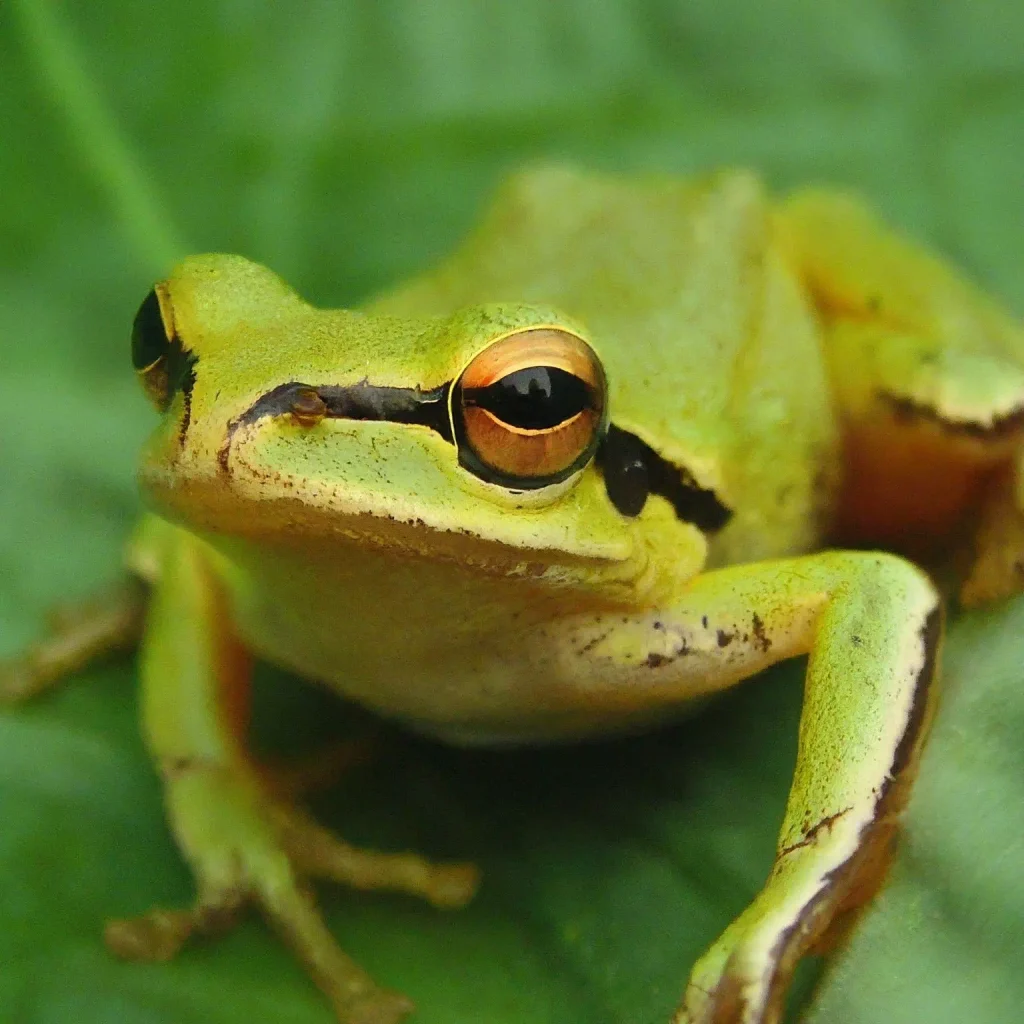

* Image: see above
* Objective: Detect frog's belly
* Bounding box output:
[213,533,723,746]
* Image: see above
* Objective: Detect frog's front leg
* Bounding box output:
[117,523,478,1024]
[549,551,940,1024]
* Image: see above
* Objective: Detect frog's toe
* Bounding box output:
[275,802,480,908]
[105,903,239,962]
[257,871,415,1024]
[418,861,481,909]
[675,962,776,1024]
[960,468,1024,605]
[674,974,742,1024]
[105,908,191,962]
[343,990,416,1024]
[672,927,787,1024]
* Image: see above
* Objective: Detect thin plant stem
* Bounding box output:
[11,0,190,272]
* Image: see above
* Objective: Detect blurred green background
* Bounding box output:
[2,2,1023,1023]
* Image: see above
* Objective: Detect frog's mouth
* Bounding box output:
[217,378,733,534]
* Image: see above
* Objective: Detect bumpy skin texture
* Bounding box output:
[5,168,1024,1024]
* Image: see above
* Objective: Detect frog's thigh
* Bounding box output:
[559,552,939,1024]
[776,189,1024,575]
[114,525,475,1024]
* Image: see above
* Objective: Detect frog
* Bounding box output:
[4,165,1024,1024]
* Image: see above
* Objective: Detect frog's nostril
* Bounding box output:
[289,388,327,427]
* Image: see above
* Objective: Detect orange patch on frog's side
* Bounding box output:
[831,406,1018,556]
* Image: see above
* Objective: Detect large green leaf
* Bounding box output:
[1,2,1022,1023]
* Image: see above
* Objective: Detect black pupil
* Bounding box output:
[464,365,593,430]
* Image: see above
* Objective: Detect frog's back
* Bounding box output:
[370,166,838,563]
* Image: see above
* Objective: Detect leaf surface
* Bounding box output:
[1,3,1022,1023]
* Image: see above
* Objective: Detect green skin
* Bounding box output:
[10,167,1024,1024]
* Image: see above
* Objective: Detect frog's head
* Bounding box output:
[134,255,730,599]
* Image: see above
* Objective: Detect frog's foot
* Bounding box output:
[673,826,890,1024]
[674,913,815,1024]
[105,761,479,1024]
[0,583,143,704]
[961,466,1024,606]
[677,900,812,1024]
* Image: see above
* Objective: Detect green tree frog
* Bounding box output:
[5,167,1024,1024]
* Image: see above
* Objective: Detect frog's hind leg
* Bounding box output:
[776,189,1024,602]
[0,583,143,703]
[115,521,478,1024]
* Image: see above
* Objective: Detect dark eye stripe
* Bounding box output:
[597,424,733,532]
[218,380,452,471]
[220,381,732,533]
[230,380,451,434]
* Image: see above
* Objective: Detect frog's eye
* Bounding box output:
[131,286,195,412]
[451,328,607,488]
